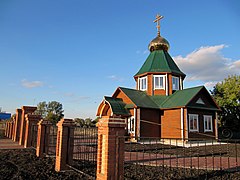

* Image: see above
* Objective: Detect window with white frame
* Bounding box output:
[172,76,179,90]
[189,114,199,132]
[127,116,135,134]
[204,115,213,132]
[139,76,147,91]
[154,75,165,89]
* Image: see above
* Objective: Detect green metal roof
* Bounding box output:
[159,86,204,108]
[135,50,186,77]
[119,87,159,109]
[104,96,130,116]
[116,86,219,111]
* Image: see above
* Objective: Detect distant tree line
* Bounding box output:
[74,117,99,127]
[34,101,99,127]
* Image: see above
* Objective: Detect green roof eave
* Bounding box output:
[115,86,219,112]
[125,104,135,109]
[135,50,186,78]
[104,96,130,116]
[187,105,221,111]
[119,87,159,109]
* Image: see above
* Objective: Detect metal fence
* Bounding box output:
[45,125,58,156]
[0,121,6,129]
[69,127,98,178]
[30,124,38,149]
[123,137,240,179]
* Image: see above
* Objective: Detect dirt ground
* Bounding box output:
[0,148,239,180]
[125,142,240,157]
[124,164,240,180]
[0,148,91,180]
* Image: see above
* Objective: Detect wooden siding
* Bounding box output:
[140,108,161,138]
[188,88,219,109]
[161,109,181,138]
[115,89,134,106]
[168,74,173,95]
[183,108,188,139]
[147,74,153,96]
[153,89,166,96]
[187,108,216,139]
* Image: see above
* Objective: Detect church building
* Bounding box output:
[97,15,220,140]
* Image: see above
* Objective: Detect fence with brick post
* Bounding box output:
[65,126,98,178]
[11,117,16,140]
[24,114,41,148]
[96,116,126,180]
[13,109,22,142]
[36,119,52,157]
[55,118,75,172]
[9,121,14,139]
[5,121,9,137]
[19,106,37,145]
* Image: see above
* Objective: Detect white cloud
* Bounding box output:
[204,81,218,90]
[107,75,124,82]
[21,79,43,88]
[174,45,240,82]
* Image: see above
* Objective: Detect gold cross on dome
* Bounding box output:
[153,14,164,36]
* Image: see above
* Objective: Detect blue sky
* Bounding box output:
[0,0,239,119]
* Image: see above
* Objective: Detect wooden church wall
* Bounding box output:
[140,108,161,137]
[161,108,182,139]
[187,108,216,139]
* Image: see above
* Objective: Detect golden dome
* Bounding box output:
[148,35,170,52]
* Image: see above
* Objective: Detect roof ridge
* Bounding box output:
[118,86,140,92]
[182,85,204,91]
[150,50,157,71]
[119,87,159,109]
[160,86,204,108]
[163,51,171,70]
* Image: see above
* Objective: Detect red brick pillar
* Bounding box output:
[13,109,22,142]
[36,119,52,157]
[5,121,9,137]
[9,121,14,139]
[8,121,12,138]
[19,106,37,145]
[11,117,16,140]
[24,114,41,148]
[55,118,75,172]
[96,117,126,180]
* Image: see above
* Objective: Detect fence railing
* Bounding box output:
[30,124,38,149]
[45,125,58,156]
[0,121,6,138]
[4,116,240,179]
[0,121,6,129]
[69,127,98,178]
[123,137,240,179]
